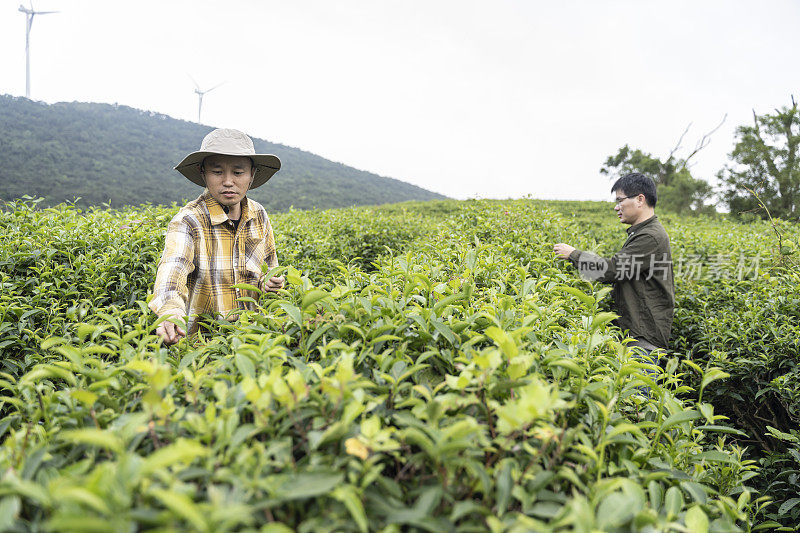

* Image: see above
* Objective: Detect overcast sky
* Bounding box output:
[1,0,798,201]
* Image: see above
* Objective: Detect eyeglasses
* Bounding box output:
[614,194,640,205]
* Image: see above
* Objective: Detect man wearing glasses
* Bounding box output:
[553,172,674,370]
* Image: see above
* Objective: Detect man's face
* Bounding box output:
[201,155,255,208]
[613,190,643,225]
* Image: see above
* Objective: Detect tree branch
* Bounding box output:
[667,122,692,163]
[741,182,792,267]
[681,113,727,169]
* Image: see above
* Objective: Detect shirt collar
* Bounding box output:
[202,191,254,226]
[627,214,657,235]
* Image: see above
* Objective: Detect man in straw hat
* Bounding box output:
[149,128,285,344]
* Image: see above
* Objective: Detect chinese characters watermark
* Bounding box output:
[574,252,763,281]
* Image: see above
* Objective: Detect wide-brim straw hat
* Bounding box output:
[174,128,281,189]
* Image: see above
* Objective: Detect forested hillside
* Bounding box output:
[0,95,445,210]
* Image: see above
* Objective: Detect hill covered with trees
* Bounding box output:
[0,95,446,210]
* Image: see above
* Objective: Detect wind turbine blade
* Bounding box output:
[34,10,58,14]
[207,82,225,92]
[188,74,200,90]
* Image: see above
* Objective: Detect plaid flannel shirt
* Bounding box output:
[149,191,278,333]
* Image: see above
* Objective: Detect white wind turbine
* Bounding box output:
[19,1,58,99]
[189,76,224,123]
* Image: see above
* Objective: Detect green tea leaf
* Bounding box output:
[547,359,584,376]
[0,496,21,530]
[433,291,466,314]
[597,493,636,528]
[59,429,123,453]
[55,486,111,514]
[700,368,730,393]
[301,289,329,312]
[664,486,683,519]
[71,389,98,406]
[484,327,518,358]
[150,488,208,531]
[233,282,263,294]
[272,472,344,501]
[590,311,618,332]
[40,336,67,350]
[234,353,255,378]
[20,364,76,386]
[431,319,456,346]
[555,285,595,307]
[332,485,368,533]
[778,498,800,517]
[279,303,303,326]
[684,505,708,533]
[693,450,737,464]
[660,410,701,431]
[141,439,207,474]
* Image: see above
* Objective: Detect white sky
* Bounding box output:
[1,0,798,201]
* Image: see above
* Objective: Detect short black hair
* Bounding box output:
[611,172,657,207]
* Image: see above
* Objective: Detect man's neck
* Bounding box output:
[630,209,656,226]
[226,201,243,221]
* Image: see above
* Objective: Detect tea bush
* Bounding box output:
[0,198,792,531]
[666,223,800,528]
[547,200,800,529]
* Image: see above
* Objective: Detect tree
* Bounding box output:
[719,97,800,221]
[600,119,724,215]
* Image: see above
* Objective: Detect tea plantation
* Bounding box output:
[1,197,798,531]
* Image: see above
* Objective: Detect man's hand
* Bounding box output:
[156,312,186,345]
[553,243,576,259]
[263,275,285,293]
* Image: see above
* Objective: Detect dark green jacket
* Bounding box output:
[569,215,674,349]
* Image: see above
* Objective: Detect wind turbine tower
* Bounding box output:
[190,76,224,123]
[19,2,58,99]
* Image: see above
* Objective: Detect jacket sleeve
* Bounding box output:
[148,216,196,317]
[567,233,661,283]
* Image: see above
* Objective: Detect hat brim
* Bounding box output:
[174,151,281,189]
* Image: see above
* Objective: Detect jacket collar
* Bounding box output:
[627,214,657,235]
[202,191,254,226]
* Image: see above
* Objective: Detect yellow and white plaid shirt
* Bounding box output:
[149,191,278,333]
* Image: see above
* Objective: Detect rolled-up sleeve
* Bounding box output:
[149,216,196,317]
[258,213,278,289]
[263,216,278,270]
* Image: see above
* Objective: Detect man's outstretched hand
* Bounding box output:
[553,243,576,260]
[263,275,285,293]
[156,313,186,345]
